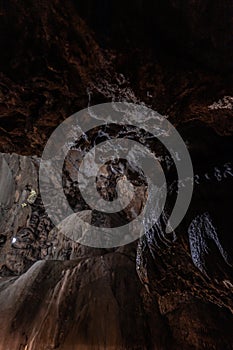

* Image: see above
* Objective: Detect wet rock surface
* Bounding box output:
[0,0,233,349]
[0,133,232,349]
[0,257,168,350]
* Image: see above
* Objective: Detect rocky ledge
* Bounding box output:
[0,150,232,349]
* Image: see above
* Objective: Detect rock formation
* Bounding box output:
[0,0,232,349]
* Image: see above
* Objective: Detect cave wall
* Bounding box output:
[0,0,233,349]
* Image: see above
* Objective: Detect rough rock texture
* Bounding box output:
[0,0,233,349]
[0,152,168,350]
[0,0,136,155]
[0,137,232,349]
[1,0,233,156]
[0,153,42,275]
